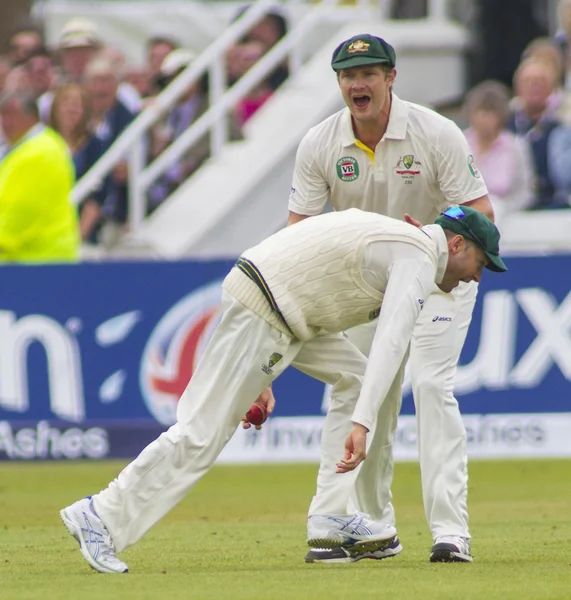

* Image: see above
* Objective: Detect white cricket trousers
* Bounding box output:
[309,282,477,540]
[93,291,368,553]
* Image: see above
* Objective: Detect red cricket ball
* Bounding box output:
[245,402,267,426]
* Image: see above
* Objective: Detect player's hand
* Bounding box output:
[336,424,368,473]
[404,213,423,229]
[241,385,276,430]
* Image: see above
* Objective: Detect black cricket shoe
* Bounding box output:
[430,536,473,563]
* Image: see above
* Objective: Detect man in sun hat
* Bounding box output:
[274,32,495,564]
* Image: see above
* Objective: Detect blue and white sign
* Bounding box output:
[0,256,569,460]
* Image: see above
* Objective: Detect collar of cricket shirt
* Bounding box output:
[341,92,409,148]
[421,224,448,284]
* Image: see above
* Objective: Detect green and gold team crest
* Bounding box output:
[336,157,359,181]
[403,154,414,169]
[268,353,282,368]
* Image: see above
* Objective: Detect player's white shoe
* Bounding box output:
[307,513,397,552]
[430,535,473,563]
[60,497,128,574]
[305,535,402,563]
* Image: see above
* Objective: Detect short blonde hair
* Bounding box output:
[514,57,559,92]
[522,37,564,84]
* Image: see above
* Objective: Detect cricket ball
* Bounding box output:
[245,402,267,426]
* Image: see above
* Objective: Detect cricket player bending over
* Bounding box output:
[60,206,506,573]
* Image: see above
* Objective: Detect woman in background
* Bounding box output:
[463,80,534,223]
[50,82,107,242]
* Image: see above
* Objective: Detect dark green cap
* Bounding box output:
[435,206,507,273]
[331,34,396,71]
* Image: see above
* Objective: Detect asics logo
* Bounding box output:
[432,316,452,322]
[328,515,372,536]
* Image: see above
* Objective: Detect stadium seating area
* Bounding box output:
[0,0,569,259]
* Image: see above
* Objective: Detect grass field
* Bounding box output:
[0,459,569,600]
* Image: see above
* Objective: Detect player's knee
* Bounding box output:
[329,372,363,408]
[410,369,449,402]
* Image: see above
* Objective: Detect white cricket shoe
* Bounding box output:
[307,513,397,552]
[305,536,403,563]
[430,535,473,563]
[60,497,128,573]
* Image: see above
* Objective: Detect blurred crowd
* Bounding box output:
[0,9,288,252]
[460,1,571,224]
[0,1,571,263]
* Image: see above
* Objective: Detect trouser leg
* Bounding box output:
[352,358,407,524]
[93,292,298,552]
[341,321,403,526]
[289,332,369,517]
[410,282,477,540]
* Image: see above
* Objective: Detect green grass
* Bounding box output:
[0,460,569,600]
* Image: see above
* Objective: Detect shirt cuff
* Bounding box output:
[351,413,374,432]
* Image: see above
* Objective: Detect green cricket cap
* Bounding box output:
[331,34,396,71]
[435,206,508,273]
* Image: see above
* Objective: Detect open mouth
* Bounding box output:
[353,95,370,109]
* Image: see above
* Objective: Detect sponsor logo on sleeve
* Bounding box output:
[467,155,481,178]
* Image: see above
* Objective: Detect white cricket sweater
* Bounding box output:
[223,209,439,341]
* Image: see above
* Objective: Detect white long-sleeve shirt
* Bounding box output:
[352,224,448,430]
[222,212,449,429]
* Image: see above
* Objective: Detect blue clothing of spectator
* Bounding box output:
[508,110,571,209]
[72,133,108,243]
[74,133,107,204]
[95,99,136,224]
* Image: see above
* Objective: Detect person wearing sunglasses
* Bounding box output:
[59,206,505,574]
[277,33,496,564]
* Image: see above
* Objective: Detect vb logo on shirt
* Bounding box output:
[336,157,359,181]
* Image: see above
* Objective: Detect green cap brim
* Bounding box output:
[484,252,507,273]
[332,56,392,71]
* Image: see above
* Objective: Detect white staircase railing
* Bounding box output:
[72,0,451,235]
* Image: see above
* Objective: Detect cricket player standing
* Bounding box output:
[287,34,494,564]
[60,208,506,573]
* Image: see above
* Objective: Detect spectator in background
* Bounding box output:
[57,18,141,114]
[226,9,289,126]
[49,83,107,243]
[508,57,571,209]
[84,57,135,227]
[3,65,30,93]
[97,46,142,113]
[147,49,242,210]
[521,37,571,125]
[7,22,44,65]
[464,80,534,223]
[58,18,101,81]
[125,65,151,102]
[146,36,179,96]
[0,90,79,262]
[240,11,288,89]
[227,40,273,126]
[22,47,56,122]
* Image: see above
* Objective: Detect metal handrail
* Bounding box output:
[136,0,342,195]
[71,0,283,207]
[72,0,450,234]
